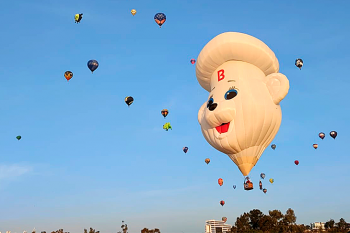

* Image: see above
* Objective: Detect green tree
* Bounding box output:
[249,209,264,230]
[268,210,284,232]
[337,218,347,232]
[235,212,251,233]
[259,215,274,232]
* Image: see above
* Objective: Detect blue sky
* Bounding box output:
[0,0,349,232]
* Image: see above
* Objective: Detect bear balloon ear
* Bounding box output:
[198,102,206,125]
[265,73,289,105]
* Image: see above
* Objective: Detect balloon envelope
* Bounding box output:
[220,200,225,206]
[195,32,290,177]
[205,158,210,164]
[260,173,265,179]
[222,217,227,223]
[263,188,267,193]
[183,147,188,153]
[232,185,236,189]
[87,60,99,73]
[125,96,134,106]
[154,13,166,27]
[131,9,137,16]
[295,58,303,69]
[161,109,168,118]
[313,144,318,149]
[294,160,299,165]
[271,144,276,150]
[319,132,325,140]
[190,59,196,64]
[218,178,223,186]
[16,135,21,140]
[330,131,337,139]
[64,71,73,81]
[269,178,274,183]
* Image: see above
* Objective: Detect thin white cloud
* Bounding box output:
[0,164,32,180]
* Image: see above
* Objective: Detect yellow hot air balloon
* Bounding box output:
[196,32,290,177]
[131,9,137,16]
[269,178,274,184]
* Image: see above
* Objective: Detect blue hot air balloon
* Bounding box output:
[233,185,236,189]
[260,173,265,179]
[87,60,99,73]
[154,13,166,27]
[183,147,188,153]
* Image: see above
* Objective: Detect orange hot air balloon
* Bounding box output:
[313,144,318,149]
[220,200,225,206]
[218,178,223,186]
[205,158,210,164]
[161,109,168,118]
[64,71,73,81]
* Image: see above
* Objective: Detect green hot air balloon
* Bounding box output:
[16,135,21,140]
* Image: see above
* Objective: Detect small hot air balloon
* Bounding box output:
[64,71,73,81]
[75,13,83,23]
[244,177,253,190]
[271,144,276,150]
[218,178,223,186]
[161,109,168,118]
[222,217,227,223]
[269,178,274,184]
[294,160,299,165]
[220,200,225,206]
[259,180,262,190]
[125,96,134,106]
[313,144,318,149]
[263,188,267,194]
[319,132,325,140]
[183,147,188,153]
[154,13,166,27]
[205,158,210,164]
[131,9,137,16]
[190,59,196,65]
[260,173,265,179]
[295,58,303,69]
[330,131,337,139]
[87,60,99,73]
[163,122,172,131]
[232,185,236,189]
[16,135,21,140]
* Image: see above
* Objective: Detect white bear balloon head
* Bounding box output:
[196,32,289,176]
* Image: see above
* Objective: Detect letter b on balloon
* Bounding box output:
[218,69,225,81]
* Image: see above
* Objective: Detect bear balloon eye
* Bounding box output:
[224,89,238,100]
[207,97,214,108]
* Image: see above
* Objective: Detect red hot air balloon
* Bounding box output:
[190,59,196,64]
[218,178,223,186]
[220,200,225,206]
[294,160,299,165]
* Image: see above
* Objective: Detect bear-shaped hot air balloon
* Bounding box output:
[196,32,290,177]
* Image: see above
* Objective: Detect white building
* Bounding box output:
[205,220,232,233]
[311,222,325,230]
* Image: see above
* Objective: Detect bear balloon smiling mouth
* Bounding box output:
[215,122,230,134]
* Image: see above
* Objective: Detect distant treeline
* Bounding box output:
[230,208,349,233]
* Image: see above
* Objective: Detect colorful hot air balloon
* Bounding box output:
[131,9,137,16]
[183,147,188,153]
[271,144,276,150]
[190,59,196,65]
[195,32,290,177]
[218,178,223,186]
[263,188,267,194]
[313,144,318,149]
[161,109,168,118]
[232,185,236,189]
[259,180,262,190]
[205,158,210,164]
[125,96,134,106]
[16,135,21,140]
[163,122,172,131]
[220,200,225,206]
[222,217,227,223]
[319,132,325,140]
[64,71,73,81]
[260,173,265,179]
[330,131,337,139]
[269,178,274,184]
[154,13,166,27]
[87,60,99,73]
[294,160,299,165]
[75,13,83,23]
[295,58,303,69]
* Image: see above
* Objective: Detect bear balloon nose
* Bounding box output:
[208,103,217,111]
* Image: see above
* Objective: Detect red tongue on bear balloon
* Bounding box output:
[215,122,230,134]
